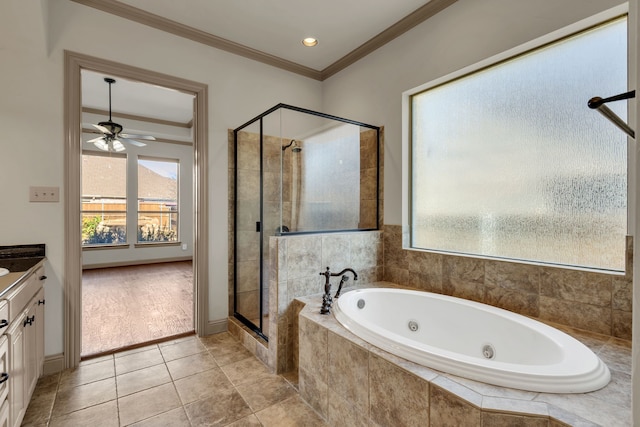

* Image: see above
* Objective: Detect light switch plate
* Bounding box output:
[29,186,59,202]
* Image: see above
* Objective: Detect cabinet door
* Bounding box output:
[0,336,8,405]
[7,312,25,427]
[24,300,37,401]
[34,288,44,378]
[0,399,9,427]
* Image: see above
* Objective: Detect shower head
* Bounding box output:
[282,139,302,153]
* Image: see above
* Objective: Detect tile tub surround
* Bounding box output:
[268,231,383,373]
[228,230,384,375]
[297,294,631,427]
[383,225,633,340]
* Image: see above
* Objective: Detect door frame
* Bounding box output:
[63,50,209,368]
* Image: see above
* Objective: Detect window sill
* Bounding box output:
[82,244,129,251]
[134,241,181,248]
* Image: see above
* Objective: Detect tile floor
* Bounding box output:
[23,333,327,426]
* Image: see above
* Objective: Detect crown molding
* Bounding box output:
[71,0,456,81]
[321,0,458,80]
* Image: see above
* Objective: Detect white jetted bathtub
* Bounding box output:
[333,288,610,393]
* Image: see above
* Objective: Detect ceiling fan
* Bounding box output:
[87,77,156,152]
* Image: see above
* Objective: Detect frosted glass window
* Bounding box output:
[410,17,627,271]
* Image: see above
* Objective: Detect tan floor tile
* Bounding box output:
[226,414,263,426]
[159,334,199,347]
[220,356,271,387]
[23,385,57,426]
[115,347,165,375]
[236,375,297,412]
[184,388,252,427]
[118,382,182,425]
[166,351,217,380]
[199,332,238,348]
[59,358,115,390]
[31,372,60,398]
[48,400,119,427]
[51,377,116,418]
[115,344,160,358]
[129,407,191,426]
[207,341,254,366]
[255,395,327,427]
[116,363,172,397]
[159,336,207,362]
[174,367,235,405]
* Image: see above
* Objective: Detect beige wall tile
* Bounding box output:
[327,332,369,412]
[540,269,612,307]
[328,397,369,427]
[539,296,611,335]
[286,236,322,280]
[481,412,549,426]
[369,353,429,427]
[485,261,540,293]
[298,367,328,419]
[485,286,539,318]
[612,310,632,340]
[612,276,632,311]
[430,384,481,427]
[321,234,352,270]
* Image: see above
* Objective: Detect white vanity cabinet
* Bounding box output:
[0,334,9,427]
[1,265,45,427]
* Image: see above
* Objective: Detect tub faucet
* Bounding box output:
[319,267,358,314]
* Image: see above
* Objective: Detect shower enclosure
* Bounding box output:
[233,104,380,339]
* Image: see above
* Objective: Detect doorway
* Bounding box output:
[64,51,209,368]
[79,69,196,357]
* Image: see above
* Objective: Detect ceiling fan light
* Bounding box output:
[112,140,126,152]
[94,139,109,151]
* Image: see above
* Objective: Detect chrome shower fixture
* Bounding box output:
[282,139,301,152]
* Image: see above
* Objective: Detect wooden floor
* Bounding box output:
[82,261,194,358]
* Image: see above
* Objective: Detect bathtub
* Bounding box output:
[333,288,610,393]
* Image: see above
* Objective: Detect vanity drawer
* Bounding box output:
[3,267,43,324]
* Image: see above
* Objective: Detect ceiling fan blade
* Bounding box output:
[92,123,113,135]
[87,136,105,143]
[120,133,156,141]
[117,137,147,147]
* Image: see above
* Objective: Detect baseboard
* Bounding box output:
[82,256,193,270]
[205,318,228,335]
[43,353,65,375]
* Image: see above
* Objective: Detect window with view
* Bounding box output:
[137,157,179,243]
[408,16,628,271]
[81,153,127,246]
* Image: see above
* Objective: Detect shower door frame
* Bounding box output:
[233,103,381,339]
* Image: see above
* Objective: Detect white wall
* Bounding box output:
[0,0,322,357]
[322,0,627,225]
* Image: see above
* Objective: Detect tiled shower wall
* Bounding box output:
[268,231,384,373]
[383,224,633,340]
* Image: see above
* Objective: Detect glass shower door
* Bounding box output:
[234,125,264,336]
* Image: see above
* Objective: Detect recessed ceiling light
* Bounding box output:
[302,37,318,47]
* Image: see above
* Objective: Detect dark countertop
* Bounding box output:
[0,244,46,298]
